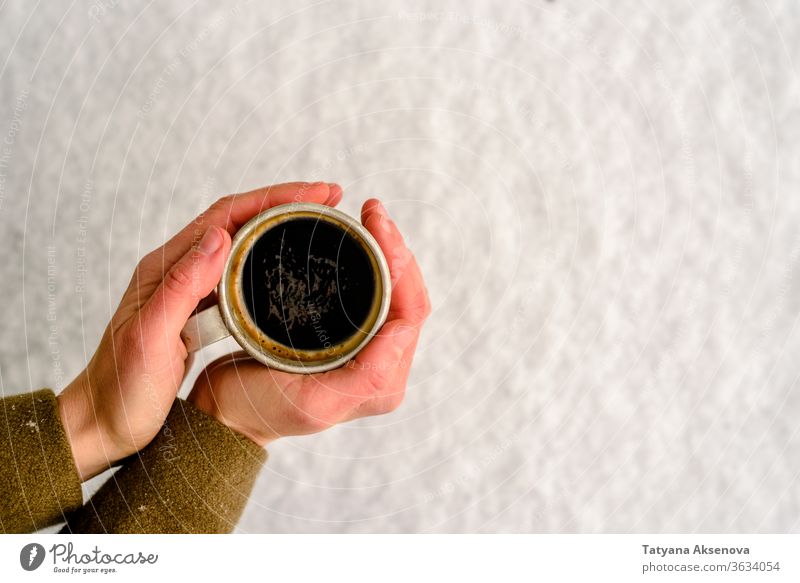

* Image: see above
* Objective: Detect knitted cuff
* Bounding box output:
[0,389,83,533]
[63,398,268,533]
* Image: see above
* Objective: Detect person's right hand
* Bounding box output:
[57,182,342,480]
[187,198,431,446]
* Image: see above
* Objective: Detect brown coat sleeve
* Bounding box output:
[61,399,268,533]
[0,389,83,533]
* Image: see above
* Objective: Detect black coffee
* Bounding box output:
[241,217,377,351]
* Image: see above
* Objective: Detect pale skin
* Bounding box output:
[57,182,431,480]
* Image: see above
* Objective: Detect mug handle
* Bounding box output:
[180,304,231,352]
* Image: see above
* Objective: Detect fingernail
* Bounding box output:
[325,183,342,204]
[366,200,392,232]
[198,227,223,255]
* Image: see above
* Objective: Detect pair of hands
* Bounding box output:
[57,182,431,480]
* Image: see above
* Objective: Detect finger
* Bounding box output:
[319,318,418,405]
[326,183,343,206]
[331,201,430,416]
[144,182,341,276]
[361,199,431,325]
[361,316,418,380]
[139,225,232,342]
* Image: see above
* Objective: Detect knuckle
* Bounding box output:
[405,289,432,322]
[364,390,405,416]
[210,194,235,213]
[384,390,405,413]
[366,367,389,395]
[410,305,429,323]
[163,261,193,293]
[419,285,433,317]
[196,195,235,225]
[135,249,163,276]
[420,296,432,319]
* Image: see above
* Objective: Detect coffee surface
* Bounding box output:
[242,217,377,351]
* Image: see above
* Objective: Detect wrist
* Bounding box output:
[57,372,119,481]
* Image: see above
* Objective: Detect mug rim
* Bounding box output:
[216,202,392,374]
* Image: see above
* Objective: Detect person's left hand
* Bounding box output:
[186,198,431,447]
[57,182,343,480]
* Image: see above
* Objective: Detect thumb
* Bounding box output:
[140,225,231,341]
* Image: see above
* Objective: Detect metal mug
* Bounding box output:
[180,202,392,374]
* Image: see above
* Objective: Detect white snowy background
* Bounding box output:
[1,0,799,532]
